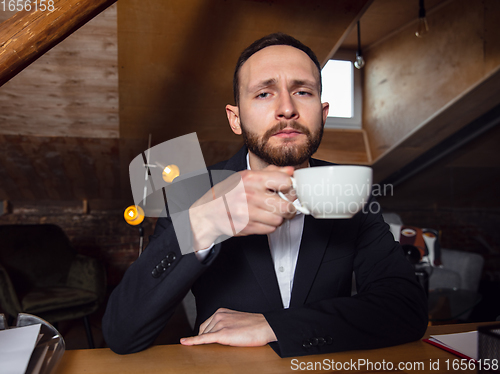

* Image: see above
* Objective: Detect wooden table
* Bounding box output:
[54,322,495,374]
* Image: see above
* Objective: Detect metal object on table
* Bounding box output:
[478,323,500,373]
[0,313,66,374]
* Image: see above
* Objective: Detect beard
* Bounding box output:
[240,119,324,167]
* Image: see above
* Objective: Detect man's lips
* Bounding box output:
[272,129,304,138]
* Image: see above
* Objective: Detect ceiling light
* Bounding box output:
[354,21,365,69]
[415,0,429,38]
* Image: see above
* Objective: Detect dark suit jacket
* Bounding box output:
[102,146,428,357]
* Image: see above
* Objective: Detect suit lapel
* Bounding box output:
[289,215,334,307]
[241,234,284,310]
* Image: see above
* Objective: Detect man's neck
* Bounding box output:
[247,150,309,171]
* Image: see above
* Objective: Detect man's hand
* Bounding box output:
[180,308,277,347]
[189,165,296,251]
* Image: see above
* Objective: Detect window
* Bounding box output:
[321,50,362,129]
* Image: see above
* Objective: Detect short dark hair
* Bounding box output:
[233,32,322,105]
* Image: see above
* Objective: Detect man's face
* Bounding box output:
[227,45,329,167]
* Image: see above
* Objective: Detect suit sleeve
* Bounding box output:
[102,214,220,354]
[263,200,428,357]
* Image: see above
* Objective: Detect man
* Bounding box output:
[102,33,428,358]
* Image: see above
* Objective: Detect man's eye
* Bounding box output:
[257,92,270,98]
[296,91,311,96]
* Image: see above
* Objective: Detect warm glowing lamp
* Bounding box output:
[162,164,180,183]
[124,205,145,226]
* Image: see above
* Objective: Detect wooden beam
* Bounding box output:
[0,0,117,87]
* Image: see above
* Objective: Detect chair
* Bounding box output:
[382,212,484,293]
[0,224,106,348]
[429,248,484,292]
[382,212,485,321]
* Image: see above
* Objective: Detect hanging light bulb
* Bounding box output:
[354,21,365,69]
[415,0,429,38]
[162,164,180,183]
[354,52,365,70]
[124,205,145,226]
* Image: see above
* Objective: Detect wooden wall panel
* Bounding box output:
[314,129,371,165]
[0,4,118,138]
[372,66,500,182]
[363,0,491,160]
[0,135,121,201]
[484,0,500,73]
[341,0,449,49]
[117,0,372,147]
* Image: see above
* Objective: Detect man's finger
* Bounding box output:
[180,333,219,346]
[265,165,294,176]
[199,315,220,335]
[198,315,214,335]
[198,308,233,335]
[262,172,294,194]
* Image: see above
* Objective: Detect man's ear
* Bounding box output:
[322,102,330,127]
[226,105,242,135]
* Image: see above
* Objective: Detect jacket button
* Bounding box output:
[325,336,333,345]
[161,258,171,267]
[302,340,311,348]
[318,337,325,346]
[156,264,163,272]
[152,268,160,278]
[310,338,319,346]
[166,252,176,262]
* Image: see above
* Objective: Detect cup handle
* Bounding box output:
[277,177,311,215]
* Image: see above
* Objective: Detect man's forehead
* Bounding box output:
[239,45,320,87]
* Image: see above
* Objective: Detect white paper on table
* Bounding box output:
[0,324,42,374]
[430,331,478,360]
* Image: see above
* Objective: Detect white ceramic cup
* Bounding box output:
[278,165,373,219]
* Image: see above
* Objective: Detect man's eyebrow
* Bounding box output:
[249,78,319,92]
[290,79,318,89]
[248,78,278,92]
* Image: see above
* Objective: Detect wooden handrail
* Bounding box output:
[0,0,117,87]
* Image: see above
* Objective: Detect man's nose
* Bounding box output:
[276,93,298,120]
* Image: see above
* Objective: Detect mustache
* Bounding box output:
[262,121,311,142]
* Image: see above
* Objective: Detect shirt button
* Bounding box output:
[279,266,285,272]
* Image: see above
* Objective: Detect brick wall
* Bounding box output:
[0,203,157,287]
